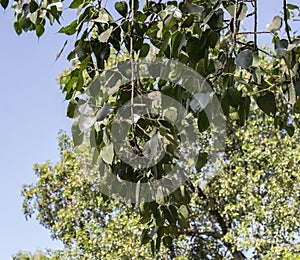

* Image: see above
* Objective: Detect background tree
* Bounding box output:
[2,0,300,258]
[21,110,300,259]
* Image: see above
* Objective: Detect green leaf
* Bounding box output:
[69,0,84,9]
[59,20,78,35]
[275,39,288,57]
[195,152,208,171]
[187,37,202,63]
[287,3,299,10]
[67,99,78,118]
[178,205,189,219]
[150,240,155,256]
[266,16,282,32]
[71,121,83,146]
[89,77,101,97]
[0,0,8,9]
[139,43,150,58]
[96,103,110,122]
[35,24,44,38]
[256,91,276,116]
[115,1,128,17]
[197,110,209,132]
[141,229,151,245]
[236,49,253,69]
[162,236,172,248]
[55,40,68,61]
[225,87,241,108]
[285,124,295,137]
[238,96,251,126]
[100,143,114,164]
[14,21,22,35]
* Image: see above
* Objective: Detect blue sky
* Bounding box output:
[0,1,293,259]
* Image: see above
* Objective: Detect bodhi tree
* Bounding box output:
[2,0,300,258]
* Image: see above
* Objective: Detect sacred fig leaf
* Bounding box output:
[115,1,128,17]
[225,87,241,108]
[256,91,277,116]
[178,205,189,220]
[275,39,288,57]
[14,21,22,35]
[79,114,96,132]
[163,236,172,248]
[100,143,114,164]
[71,121,83,147]
[266,16,282,32]
[186,37,202,63]
[197,110,209,132]
[35,24,45,38]
[141,229,151,245]
[225,3,248,21]
[238,96,251,126]
[195,152,208,171]
[139,43,150,58]
[1,0,9,9]
[236,49,253,69]
[67,98,78,118]
[59,20,78,35]
[98,26,113,43]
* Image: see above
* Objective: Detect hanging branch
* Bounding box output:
[130,0,135,127]
[254,0,258,49]
[283,0,292,43]
[232,0,239,52]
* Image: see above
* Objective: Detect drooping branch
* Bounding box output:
[254,0,258,49]
[283,0,292,43]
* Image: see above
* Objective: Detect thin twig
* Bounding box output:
[130,0,135,126]
[283,0,292,43]
[254,0,258,49]
[238,31,272,35]
[236,40,277,58]
[232,0,239,52]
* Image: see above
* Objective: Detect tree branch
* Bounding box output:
[283,0,292,43]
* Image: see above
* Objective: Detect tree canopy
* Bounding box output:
[2,0,300,258]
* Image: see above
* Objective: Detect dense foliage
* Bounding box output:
[2,0,300,258]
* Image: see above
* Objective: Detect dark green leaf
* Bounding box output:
[139,43,150,58]
[141,229,151,245]
[226,87,241,108]
[197,110,209,132]
[256,91,276,116]
[275,39,288,57]
[187,37,202,63]
[285,124,295,137]
[29,1,38,13]
[115,1,128,17]
[0,0,8,9]
[236,49,253,69]
[238,96,251,126]
[196,152,208,171]
[162,236,172,248]
[67,99,78,118]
